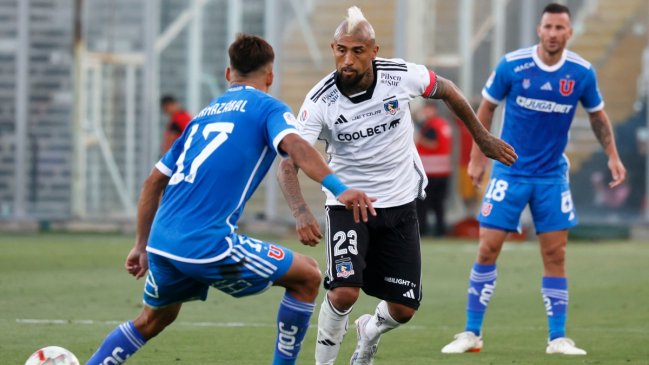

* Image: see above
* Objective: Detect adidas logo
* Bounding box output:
[402,289,415,299]
[317,339,336,346]
[541,82,553,91]
[335,114,349,125]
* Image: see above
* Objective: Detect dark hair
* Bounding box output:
[160,95,177,107]
[542,3,570,19]
[228,33,274,75]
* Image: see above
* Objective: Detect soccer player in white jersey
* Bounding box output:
[85,34,376,365]
[277,7,517,365]
[441,3,626,356]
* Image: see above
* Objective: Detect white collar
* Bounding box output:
[532,44,567,72]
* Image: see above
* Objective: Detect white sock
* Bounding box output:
[315,294,351,365]
[363,301,401,343]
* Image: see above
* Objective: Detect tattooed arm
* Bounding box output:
[431,76,517,167]
[277,157,323,246]
[588,109,626,187]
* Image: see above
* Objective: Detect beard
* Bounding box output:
[338,69,365,90]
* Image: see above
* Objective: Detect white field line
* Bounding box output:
[11,319,647,333]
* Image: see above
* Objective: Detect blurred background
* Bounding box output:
[0,0,647,239]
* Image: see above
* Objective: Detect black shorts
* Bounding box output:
[323,201,422,309]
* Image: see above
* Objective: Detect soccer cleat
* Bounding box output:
[546,337,587,355]
[441,331,483,353]
[349,314,379,365]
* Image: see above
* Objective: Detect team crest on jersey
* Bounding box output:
[335,259,355,278]
[300,109,309,122]
[522,79,531,89]
[384,99,400,115]
[559,79,575,96]
[481,202,493,217]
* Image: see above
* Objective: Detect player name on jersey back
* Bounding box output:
[194,99,248,118]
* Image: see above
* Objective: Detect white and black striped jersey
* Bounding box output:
[297,57,438,208]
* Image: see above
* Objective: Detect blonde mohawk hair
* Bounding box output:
[343,6,375,39]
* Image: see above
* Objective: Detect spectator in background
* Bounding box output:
[160,95,192,153]
[415,100,452,236]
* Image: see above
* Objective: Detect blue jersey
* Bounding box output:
[483,45,603,182]
[147,86,299,262]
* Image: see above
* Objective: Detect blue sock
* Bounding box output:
[465,263,497,336]
[542,276,568,340]
[86,321,146,365]
[273,292,315,365]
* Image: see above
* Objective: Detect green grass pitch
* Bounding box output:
[1,233,647,364]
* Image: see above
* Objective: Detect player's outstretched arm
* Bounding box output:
[431,76,517,167]
[126,168,169,279]
[588,109,627,187]
[278,158,323,246]
[279,134,376,226]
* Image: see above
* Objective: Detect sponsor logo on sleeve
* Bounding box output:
[299,109,309,122]
[283,112,298,127]
[485,71,496,88]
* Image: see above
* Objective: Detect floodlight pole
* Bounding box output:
[459,0,474,96]
[520,0,535,47]
[14,0,29,220]
[264,0,281,222]
[187,0,203,114]
[143,0,161,173]
[72,0,87,218]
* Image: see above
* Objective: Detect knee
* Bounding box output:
[542,245,566,267]
[477,241,500,264]
[328,287,360,311]
[301,257,322,300]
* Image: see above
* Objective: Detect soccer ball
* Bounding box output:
[25,346,80,365]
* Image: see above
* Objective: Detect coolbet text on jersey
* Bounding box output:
[297,57,438,208]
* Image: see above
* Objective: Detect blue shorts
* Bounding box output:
[477,173,578,234]
[143,234,294,308]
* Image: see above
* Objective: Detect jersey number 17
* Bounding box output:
[169,122,235,185]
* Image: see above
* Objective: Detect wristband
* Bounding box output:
[322,174,349,197]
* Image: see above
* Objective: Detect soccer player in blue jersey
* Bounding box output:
[85,34,376,365]
[441,3,626,356]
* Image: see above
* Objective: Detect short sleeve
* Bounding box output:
[400,60,437,98]
[264,99,300,158]
[296,95,325,145]
[482,57,511,104]
[580,67,604,112]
